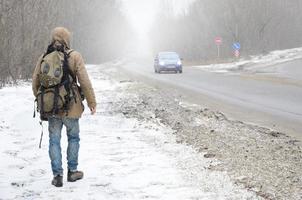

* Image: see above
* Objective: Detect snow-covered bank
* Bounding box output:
[193,47,302,73]
[0,65,258,199]
[107,64,302,199]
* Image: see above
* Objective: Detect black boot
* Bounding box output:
[67,170,84,182]
[51,175,63,187]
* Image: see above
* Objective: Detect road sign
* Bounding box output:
[232,42,241,50]
[215,37,222,45]
[234,50,240,58]
[215,37,222,59]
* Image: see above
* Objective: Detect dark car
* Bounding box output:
[154,52,183,73]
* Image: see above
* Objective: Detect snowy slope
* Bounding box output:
[0,65,259,200]
[194,47,302,73]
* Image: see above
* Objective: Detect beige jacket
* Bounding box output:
[32,27,96,118]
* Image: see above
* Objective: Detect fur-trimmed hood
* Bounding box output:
[51,27,71,48]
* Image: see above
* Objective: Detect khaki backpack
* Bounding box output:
[35,44,76,121]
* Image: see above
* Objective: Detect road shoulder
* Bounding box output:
[108,63,302,199]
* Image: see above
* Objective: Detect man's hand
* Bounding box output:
[89,106,96,115]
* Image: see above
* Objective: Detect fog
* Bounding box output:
[1,0,302,85]
[149,0,302,62]
[122,0,195,35]
[121,0,195,57]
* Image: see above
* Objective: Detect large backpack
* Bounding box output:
[36,44,76,121]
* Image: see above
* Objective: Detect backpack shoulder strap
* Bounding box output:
[63,49,76,81]
[66,49,74,57]
[43,42,57,58]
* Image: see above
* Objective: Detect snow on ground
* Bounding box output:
[0,65,258,199]
[193,47,302,73]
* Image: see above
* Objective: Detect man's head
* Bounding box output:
[51,27,72,49]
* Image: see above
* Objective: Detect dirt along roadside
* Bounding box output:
[101,63,302,200]
[0,66,257,199]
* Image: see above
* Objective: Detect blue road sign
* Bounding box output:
[232,42,241,50]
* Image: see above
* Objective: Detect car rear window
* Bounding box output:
[159,53,179,59]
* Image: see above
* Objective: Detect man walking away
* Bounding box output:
[32,27,97,187]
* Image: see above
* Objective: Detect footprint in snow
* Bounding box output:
[4,150,19,157]
[91,182,111,187]
[8,164,25,170]
[29,169,46,178]
[20,190,40,199]
[21,155,41,163]
[11,181,26,188]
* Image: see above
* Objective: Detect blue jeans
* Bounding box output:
[48,117,80,176]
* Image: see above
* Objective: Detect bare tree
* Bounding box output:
[0,0,134,87]
[150,0,302,61]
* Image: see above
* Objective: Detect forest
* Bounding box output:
[1,0,302,85]
[150,0,302,62]
[0,0,133,86]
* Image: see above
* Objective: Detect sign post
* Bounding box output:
[232,42,241,58]
[234,50,240,58]
[215,37,222,59]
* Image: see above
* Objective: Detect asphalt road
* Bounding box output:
[119,59,302,140]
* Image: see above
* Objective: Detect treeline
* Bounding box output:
[150,0,302,62]
[0,0,133,86]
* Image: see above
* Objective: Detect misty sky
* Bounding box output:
[121,0,195,36]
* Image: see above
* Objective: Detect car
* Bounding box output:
[154,52,183,73]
